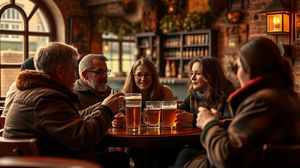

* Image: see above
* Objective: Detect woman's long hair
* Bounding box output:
[239,37,293,86]
[187,57,235,109]
[123,58,164,101]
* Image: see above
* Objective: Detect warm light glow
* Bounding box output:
[168,5,174,13]
[103,42,109,52]
[266,13,290,33]
[145,48,151,56]
[272,16,281,28]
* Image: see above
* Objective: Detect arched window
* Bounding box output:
[0,0,55,98]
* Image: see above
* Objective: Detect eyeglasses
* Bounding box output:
[134,72,151,78]
[87,69,111,75]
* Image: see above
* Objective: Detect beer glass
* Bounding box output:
[143,101,161,128]
[161,101,177,128]
[125,93,142,131]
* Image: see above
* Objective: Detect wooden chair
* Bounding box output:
[0,156,102,168]
[0,137,39,156]
[263,143,300,168]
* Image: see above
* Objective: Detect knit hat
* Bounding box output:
[20,57,35,71]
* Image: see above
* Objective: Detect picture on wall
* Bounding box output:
[69,16,91,54]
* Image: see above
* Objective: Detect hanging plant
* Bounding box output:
[96,16,138,38]
[182,12,202,31]
[159,14,183,33]
[159,0,225,33]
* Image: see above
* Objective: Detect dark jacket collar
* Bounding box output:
[16,70,79,102]
[228,73,292,116]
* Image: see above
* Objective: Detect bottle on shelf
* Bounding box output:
[171,61,177,77]
[165,60,171,77]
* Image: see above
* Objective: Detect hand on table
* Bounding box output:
[175,110,193,128]
[112,112,126,128]
[197,107,219,129]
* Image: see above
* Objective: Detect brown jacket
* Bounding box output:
[3,71,114,161]
[73,79,111,110]
[186,74,300,168]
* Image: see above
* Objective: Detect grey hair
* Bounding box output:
[34,42,79,76]
[78,54,108,79]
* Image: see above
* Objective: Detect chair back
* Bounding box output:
[0,116,5,129]
[0,156,102,168]
[0,137,39,156]
[263,143,300,168]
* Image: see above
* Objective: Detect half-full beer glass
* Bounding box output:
[161,101,177,128]
[125,93,142,131]
[143,101,161,128]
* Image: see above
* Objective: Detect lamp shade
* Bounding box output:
[266,12,290,34]
[260,0,290,34]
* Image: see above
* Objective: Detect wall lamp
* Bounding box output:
[260,0,290,34]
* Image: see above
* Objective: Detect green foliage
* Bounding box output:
[159,14,183,33]
[96,16,138,38]
[159,0,225,33]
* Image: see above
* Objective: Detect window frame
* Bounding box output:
[0,0,56,99]
[102,35,136,76]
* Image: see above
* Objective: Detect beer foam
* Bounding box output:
[126,96,142,100]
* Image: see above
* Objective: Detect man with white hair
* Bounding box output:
[74,54,113,109]
[3,42,130,168]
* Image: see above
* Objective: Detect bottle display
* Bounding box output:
[136,29,217,79]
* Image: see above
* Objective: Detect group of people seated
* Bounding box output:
[1,36,300,168]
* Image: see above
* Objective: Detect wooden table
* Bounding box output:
[103,127,201,168]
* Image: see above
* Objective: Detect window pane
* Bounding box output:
[107,59,119,74]
[122,59,134,73]
[104,41,119,74]
[0,8,24,31]
[16,0,35,17]
[103,33,118,39]
[29,36,49,57]
[102,33,135,75]
[29,9,49,32]
[1,68,20,97]
[0,35,24,64]
[122,41,135,73]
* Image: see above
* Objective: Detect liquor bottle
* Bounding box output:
[171,61,177,77]
[165,60,171,77]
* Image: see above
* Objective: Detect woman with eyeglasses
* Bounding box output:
[112,58,177,168]
[112,58,176,128]
[175,57,235,128]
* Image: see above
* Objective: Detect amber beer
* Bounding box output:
[161,101,177,128]
[125,93,142,130]
[144,101,161,128]
[144,108,161,126]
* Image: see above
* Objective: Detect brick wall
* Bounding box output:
[44,0,300,95]
[211,0,300,93]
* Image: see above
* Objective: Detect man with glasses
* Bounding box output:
[74,54,113,109]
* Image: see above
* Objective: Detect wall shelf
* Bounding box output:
[136,29,218,80]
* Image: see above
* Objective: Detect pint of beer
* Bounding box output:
[143,101,161,128]
[125,93,142,131]
[161,101,177,128]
